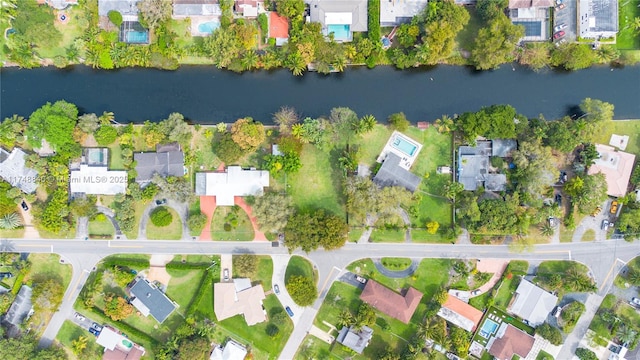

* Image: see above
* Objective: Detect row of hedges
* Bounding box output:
[165,261,211,270]
[81,304,160,349]
[11,273,25,295]
[101,258,150,270]
[185,271,213,317]
[368,0,380,42]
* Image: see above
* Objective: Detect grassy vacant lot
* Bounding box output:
[0,227,25,238]
[370,228,406,242]
[191,127,220,171]
[146,207,183,240]
[25,253,72,288]
[594,119,640,156]
[56,320,102,360]
[107,144,125,170]
[616,1,640,50]
[88,218,114,237]
[209,206,254,241]
[212,294,293,359]
[286,144,344,217]
[285,255,315,283]
[494,274,520,309]
[165,268,206,314]
[589,294,640,342]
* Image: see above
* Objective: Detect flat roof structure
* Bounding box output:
[235,0,261,17]
[97,326,146,360]
[210,340,247,360]
[587,144,636,198]
[508,279,557,326]
[195,166,269,206]
[360,280,422,324]
[128,278,178,323]
[609,134,629,151]
[578,0,618,39]
[0,148,38,194]
[214,280,266,326]
[437,294,484,332]
[173,0,220,16]
[70,165,127,195]
[380,0,427,26]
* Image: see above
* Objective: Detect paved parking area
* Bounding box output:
[554,1,577,42]
[220,254,232,282]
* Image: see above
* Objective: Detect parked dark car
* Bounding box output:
[91,323,103,331]
[0,272,13,280]
[285,306,294,317]
[555,194,562,207]
[88,327,100,336]
[274,284,280,295]
[155,198,167,206]
[20,201,29,211]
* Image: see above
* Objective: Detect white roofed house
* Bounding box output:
[507,0,554,42]
[578,0,618,39]
[380,0,428,26]
[195,166,269,206]
[308,0,368,42]
[69,148,127,196]
[507,279,558,326]
[0,148,39,194]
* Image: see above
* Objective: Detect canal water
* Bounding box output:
[1,64,639,123]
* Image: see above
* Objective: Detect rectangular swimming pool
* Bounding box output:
[392,136,418,157]
[327,24,351,41]
[126,30,149,44]
[479,319,499,338]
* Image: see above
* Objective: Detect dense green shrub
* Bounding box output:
[101,257,150,270]
[576,348,598,360]
[536,323,563,345]
[286,275,317,306]
[150,207,173,227]
[95,125,118,145]
[107,10,123,27]
[258,13,268,40]
[186,271,213,316]
[187,212,207,233]
[367,0,380,44]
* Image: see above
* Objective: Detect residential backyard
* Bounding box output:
[594,119,640,156]
[56,320,103,360]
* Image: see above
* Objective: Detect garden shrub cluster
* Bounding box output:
[150,206,173,227]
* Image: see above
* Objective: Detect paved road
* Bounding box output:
[557,294,604,359]
[5,237,637,354]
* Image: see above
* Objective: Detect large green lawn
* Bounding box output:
[594,119,640,156]
[354,125,393,167]
[285,255,315,283]
[88,218,114,238]
[209,206,254,241]
[146,207,183,240]
[589,294,640,342]
[35,6,87,60]
[369,228,406,242]
[286,144,344,217]
[56,320,103,360]
[165,268,206,314]
[25,253,72,288]
[617,0,640,50]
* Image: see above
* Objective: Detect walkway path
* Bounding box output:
[199,196,216,241]
[75,216,88,239]
[372,258,418,278]
[234,197,267,241]
[19,204,40,239]
[556,294,604,359]
[96,205,124,238]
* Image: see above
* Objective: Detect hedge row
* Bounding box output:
[185,271,213,317]
[11,273,25,295]
[100,258,150,270]
[367,0,381,42]
[83,305,160,349]
[165,261,210,270]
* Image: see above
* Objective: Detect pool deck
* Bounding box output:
[376,130,423,170]
[187,15,221,36]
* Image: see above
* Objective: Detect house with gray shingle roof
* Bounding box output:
[0,148,38,194]
[127,277,177,323]
[308,0,367,42]
[134,143,185,187]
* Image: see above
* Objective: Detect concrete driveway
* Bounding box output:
[271,255,305,326]
[138,199,190,240]
[220,254,232,282]
[572,199,613,242]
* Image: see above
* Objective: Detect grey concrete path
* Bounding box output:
[271,255,304,326]
[372,258,418,278]
[96,205,123,237]
[556,294,604,360]
[75,217,88,240]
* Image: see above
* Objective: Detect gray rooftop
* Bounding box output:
[128,278,177,323]
[373,153,421,192]
[579,0,618,38]
[134,145,184,183]
[336,326,373,354]
[4,285,32,326]
[458,140,510,191]
[173,0,220,16]
[98,0,140,16]
[0,148,38,194]
[308,0,368,32]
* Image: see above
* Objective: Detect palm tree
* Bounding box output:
[65,44,79,63]
[627,269,640,286]
[633,17,640,32]
[273,106,299,134]
[99,111,115,125]
[332,55,347,72]
[616,324,637,345]
[434,115,455,134]
[540,223,555,236]
[241,51,258,71]
[337,309,354,328]
[0,213,21,230]
[357,115,376,134]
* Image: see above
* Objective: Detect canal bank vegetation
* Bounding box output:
[2,0,639,72]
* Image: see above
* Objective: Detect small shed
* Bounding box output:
[417,122,429,130]
[437,166,451,174]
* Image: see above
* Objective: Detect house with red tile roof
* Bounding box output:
[269,12,289,46]
[488,324,535,360]
[359,280,422,324]
[437,294,484,332]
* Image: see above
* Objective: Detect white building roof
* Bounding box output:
[96,327,124,350]
[69,165,127,195]
[210,340,248,360]
[325,12,352,24]
[508,279,558,326]
[195,167,269,206]
[380,0,428,26]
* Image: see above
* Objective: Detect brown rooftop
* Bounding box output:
[359,280,423,323]
[488,324,535,360]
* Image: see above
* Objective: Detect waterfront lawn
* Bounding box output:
[146,207,183,240]
[191,127,221,171]
[353,125,393,167]
[617,1,640,50]
[36,6,87,60]
[88,218,114,238]
[56,320,103,360]
[594,119,640,156]
[212,294,293,359]
[456,6,485,52]
[285,255,315,283]
[286,144,344,218]
[369,228,406,242]
[209,206,254,241]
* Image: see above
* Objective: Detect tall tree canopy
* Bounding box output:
[471,14,524,70]
[26,101,79,159]
[12,0,62,49]
[285,210,348,252]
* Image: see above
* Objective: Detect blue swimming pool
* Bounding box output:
[125,31,149,44]
[479,319,499,338]
[198,21,220,34]
[392,136,418,156]
[327,24,351,41]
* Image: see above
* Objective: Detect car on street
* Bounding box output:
[223,268,229,281]
[355,275,367,284]
[0,272,13,280]
[285,306,294,317]
[274,284,280,295]
[155,198,167,206]
[554,23,567,32]
[553,31,566,40]
[610,201,618,214]
[20,201,29,211]
[88,327,100,336]
[631,298,640,307]
[555,3,565,10]
[601,220,609,231]
[74,312,86,321]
